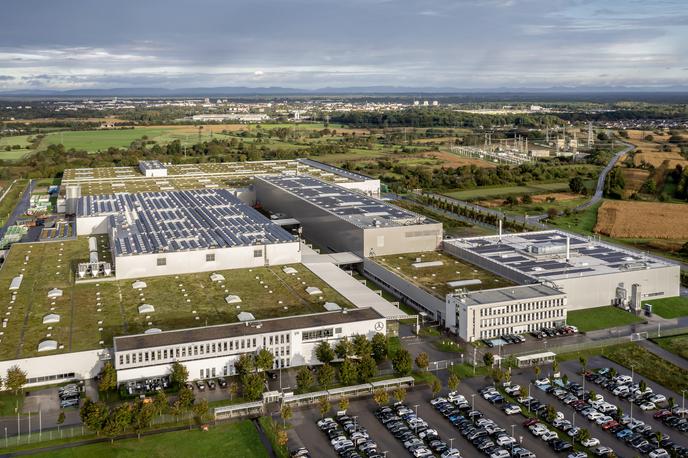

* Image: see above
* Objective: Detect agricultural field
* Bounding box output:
[374,250,512,298]
[594,200,688,239]
[566,306,644,333]
[619,167,651,197]
[444,181,573,201]
[477,191,589,216]
[0,238,353,360]
[0,134,34,160]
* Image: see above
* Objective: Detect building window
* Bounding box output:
[206,253,215,262]
[253,249,263,258]
[302,328,334,341]
[157,257,166,266]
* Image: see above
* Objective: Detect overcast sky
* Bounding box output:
[1,0,686,90]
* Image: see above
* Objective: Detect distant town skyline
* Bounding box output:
[1,0,686,91]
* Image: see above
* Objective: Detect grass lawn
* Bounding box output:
[444,182,572,201]
[0,238,352,361]
[387,336,402,359]
[548,200,602,235]
[432,339,462,353]
[0,179,29,227]
[374,251,512,299]
[33,420,269,458]
[566,306,644,332]
[604,343,688,396]
[652,334,688,361]
[0,392,22,416]
[642,296,688,319]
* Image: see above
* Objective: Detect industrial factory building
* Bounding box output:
[254,175,443,257]
[443,230,680,311]
[448,284,567,342]
[75,189,301,279]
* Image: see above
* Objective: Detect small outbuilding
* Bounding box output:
[47,288,63,298]
[138,304,155,314]
[305,286,322,295]
[210,273,225,282]
[37,340,58,352]
[237,312,256,322]
[42,314,61,324]
[225,295,242,304]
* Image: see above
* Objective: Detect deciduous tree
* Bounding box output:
[371,333,388,362]
[315,341,335,364]
[318,396,330,418]
[448,374,460,392]
[169,361,189,387]
[339,358,359,386]
[5,365,27,395]
[358,355,377,383]
[255,348,274,374]
[415,352,430,371]
[353,334,372,358]
[241,373,265,401]
[483,352,494,368]
[392,349,412,376]
[393,387,407,404]
[317,364,335,389]
[334,337,354,360]
[296,367,314,394]
[373,388,389,406]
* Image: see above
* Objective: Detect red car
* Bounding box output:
[602,420,619,430]
[654,409,671,419]
[523,418,539,427]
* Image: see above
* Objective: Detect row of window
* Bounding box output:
[478,299,564,317]
[28,372,76,385]
[479,308,565,328]
[155,249,263,266]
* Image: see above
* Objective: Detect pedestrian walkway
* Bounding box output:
[637,339,688,367]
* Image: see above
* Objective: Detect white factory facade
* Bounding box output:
[114,308,385,383]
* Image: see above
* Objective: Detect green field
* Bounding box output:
[548,200,602,234]
[0,179,29,227]
[604,343,688,397]
[566,306,644,332]
[374,250,512,298]
[0,135,34,160]
[444,182,572,201]
[642,296,688,319]
[0,239,352,360]
[33,420,269,458]
[652,334,688,361]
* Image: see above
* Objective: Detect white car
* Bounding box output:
[568,453,587,458]
[529,424,548,436]
[640,401,656,411]
[587,411,604,421]
[503,404,521,415]
[534,378,550,387]
[490,450,510,458]
[581,437,600,447]
[595,415,614,425]
[650,394,667,404]
[430,397,447,406]
[441,449,461,458]
[649,449,670,458]
[496,435,516,446]
[612,385,629,396]
[541,431,558,442]
[413,447,433,458]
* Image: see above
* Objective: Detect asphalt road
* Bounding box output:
[0,180,33,240]
[576,141,635,211]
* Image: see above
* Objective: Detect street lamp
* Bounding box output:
[681,390,686,418]
[471,394,476,412]
[511,425,516,452]
[449,437,455,450]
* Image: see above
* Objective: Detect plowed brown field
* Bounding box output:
[595,200,688,239]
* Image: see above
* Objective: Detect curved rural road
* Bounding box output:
[576,140,635,210]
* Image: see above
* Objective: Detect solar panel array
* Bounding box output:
[260,175,432,229]
[446,230,671,280]
[77,189,295,256]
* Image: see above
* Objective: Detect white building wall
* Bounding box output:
[115,315,385,383]
[554,265,680,310]
[0,349,107,388]
[76,215,110,235]
[113,241,301,280]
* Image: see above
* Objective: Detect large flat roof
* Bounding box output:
[452,284,565,307]
[114,307,382,351]
[445,230,674,282]
[258,175,435,229]
[297,158,375,183]
[77,189,295,256]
